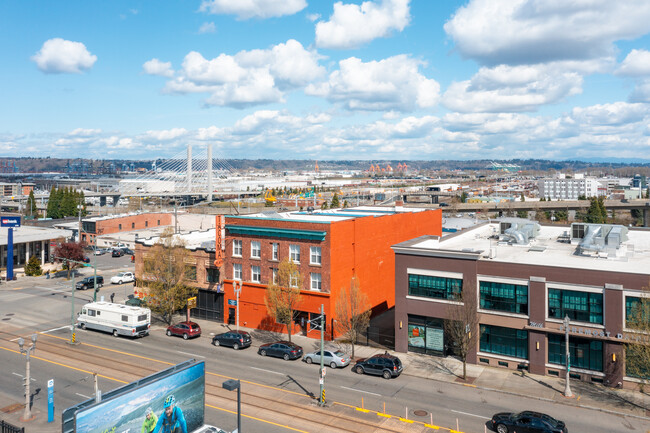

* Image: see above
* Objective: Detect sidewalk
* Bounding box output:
[191,318,650,421]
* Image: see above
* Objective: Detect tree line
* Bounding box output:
[45,187,87,219]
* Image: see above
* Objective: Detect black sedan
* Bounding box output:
[491,411,567,433]
[212,330,252,350]
[257,340,303,360]
[111,249,124,257]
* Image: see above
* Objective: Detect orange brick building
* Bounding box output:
[80,212,173,245]
[221,206,442,340]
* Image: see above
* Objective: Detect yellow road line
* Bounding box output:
[333,401,456,432]
[462,383,477,388]
[206,404,309,433]
[424,424,440,430]
[40,332,175,366]
[0,346,128,384]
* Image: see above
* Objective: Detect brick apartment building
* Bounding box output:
[221,206,442,340]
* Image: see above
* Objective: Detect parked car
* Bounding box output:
[353,352,403,379]
[121,247,134,255]
[166,321,201,340]
[258,341,303,360]
[490,411,567,433]
[212,330,252,350]
[75,276,104,290]
[111,249,124,257]
[303,349,350,369]
[93,248,106,256]
[111,271,135,284]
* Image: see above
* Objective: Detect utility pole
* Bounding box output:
[319,304,325,406]
[564,315,573,398]
[17,334,37,421]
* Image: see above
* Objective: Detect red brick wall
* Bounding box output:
[95,213,172,237]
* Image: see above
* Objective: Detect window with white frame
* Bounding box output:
[251,265,261,283]
[289,244,300,263]
[233,263,242,280]
[310,246,321,265]
[289,272,299,288]
[310,273,321,291]
[251,241,261,258]
[272,243,279,260]
[232,239,242,257]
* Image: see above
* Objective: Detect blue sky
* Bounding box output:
[2,0,650,162]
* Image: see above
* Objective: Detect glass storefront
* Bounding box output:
[407,315,445,355]
[480,324,528,359]
[548,334,603,372]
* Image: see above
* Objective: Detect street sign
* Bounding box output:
[1,216,21,227]
[228,299,237,306]
[47,379,54,423]
[321,367,326,377]
[319,378,324,385]
[187,296,197,309]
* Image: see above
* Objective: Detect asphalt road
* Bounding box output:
[1,260,648,433]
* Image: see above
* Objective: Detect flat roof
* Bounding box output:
[231,205,428,224]
[393,222,650,275]
[137,228,216,251]
[0,225,72,245]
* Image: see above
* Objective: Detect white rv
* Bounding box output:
[77,302,150,338]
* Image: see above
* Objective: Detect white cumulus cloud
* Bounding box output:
[316,0,410,49]
[144,128,188,141]
[616,49,650,77]
[442,64,583,113]
[199,0,306,19]
[444,0,650,66]
[31,38,97,74]
[142,59,174,78]
[306,54,439,112]
[161,40,324,108]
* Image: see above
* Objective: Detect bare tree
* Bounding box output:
[625,286,650,388]
[141,227,197,325]
[335,275,371,359]
[444,283,479,380]
[265,259,303,342]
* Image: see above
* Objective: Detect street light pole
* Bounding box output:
[222,379,241,433]
[18,334,37,421]
[564,315,573,398]
[319,303,325,406]
[234,280,242,332]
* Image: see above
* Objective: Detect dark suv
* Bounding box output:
[75,276,104,290]
[353,353,403,379]
[212,330,252,350]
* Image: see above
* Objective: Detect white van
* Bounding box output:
[77,302,151,338]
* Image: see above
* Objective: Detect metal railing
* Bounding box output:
[0,420,24,433]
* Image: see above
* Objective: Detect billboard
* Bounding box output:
[64,360,205,433]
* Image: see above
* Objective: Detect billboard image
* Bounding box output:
[74,361,205,433]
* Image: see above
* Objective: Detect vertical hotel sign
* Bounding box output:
[214,215,224,267]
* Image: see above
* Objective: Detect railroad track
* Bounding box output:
[0,329,422,432]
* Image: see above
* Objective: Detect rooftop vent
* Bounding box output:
[570,223,628,256]
[498,218,540,245]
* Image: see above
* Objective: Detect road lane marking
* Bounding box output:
[249,367,284,376]
[206,403,309,432]
[340,386,381,396]
[76,393,91,399]
[41,325,72,334]
[451,409,485,419]
[12,372,22,377]
[0,346,128,384]
[177,351,205,358]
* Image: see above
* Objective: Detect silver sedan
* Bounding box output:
[302,349,350,369]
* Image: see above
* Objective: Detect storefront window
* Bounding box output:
[548,289,603,324]
[407,315,445,355]
[480,325,528,359]
[408,274,462,300]
[479,281,528,314]
[548,334,603,372]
